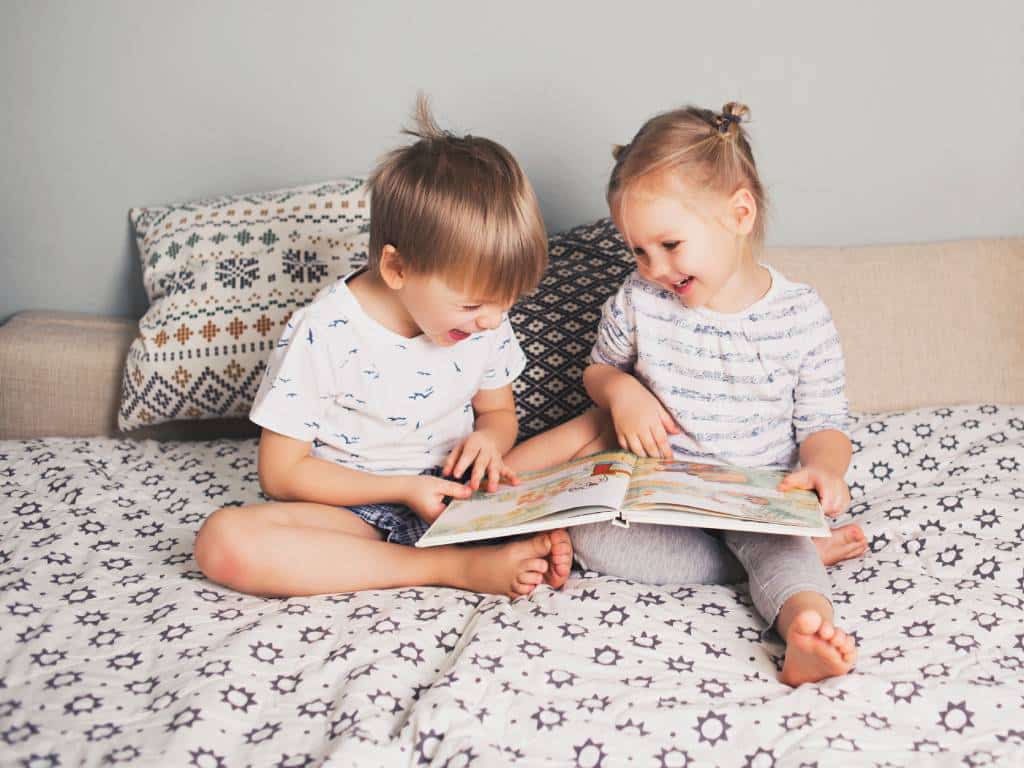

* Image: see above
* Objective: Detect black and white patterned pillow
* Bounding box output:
[510,218,632,440]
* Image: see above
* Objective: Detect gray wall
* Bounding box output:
[2,1,1022,322]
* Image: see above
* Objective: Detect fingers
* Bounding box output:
[442,444,461,477]
[651,425,672,460]
[660,407,682,435]
[626,432,648,458]
[454,443,481,480]
[500,465,519,486]
[639,429,661,460]
[483,457,501,493]
[468,453,488,491]
[442,480,472,499]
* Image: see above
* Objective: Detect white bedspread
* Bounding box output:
[1,405,1022,766]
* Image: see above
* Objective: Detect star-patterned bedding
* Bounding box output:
[1,404,1022,767]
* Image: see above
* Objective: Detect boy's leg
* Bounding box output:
[720,530,857,686]
[505,408,615,474]
[194,502,557,598]
[571,521,746,585]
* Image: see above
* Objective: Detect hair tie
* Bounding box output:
[717,112,741,134]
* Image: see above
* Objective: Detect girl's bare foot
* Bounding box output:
[458,533,552,598]
[779,609,857,687]
[814,524,867,566]
[544,529,574,589]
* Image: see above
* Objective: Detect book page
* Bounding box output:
[622,458,825,532]
[417,451,636,545]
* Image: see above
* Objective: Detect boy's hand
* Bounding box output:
[442,431,519,493]
[609,385,681,459]
[778,466,851,517]
[401,475,473,523]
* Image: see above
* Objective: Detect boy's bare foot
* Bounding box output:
[779,609,857,687]
[544,529,574,589]
[814,524,867,566]
[458,533,552,599]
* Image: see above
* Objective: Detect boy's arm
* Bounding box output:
[258,429,469,511]
[258,429,403,505]
[442,384,519,491]
[471,384,519,454]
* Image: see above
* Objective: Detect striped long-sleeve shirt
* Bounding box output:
[590,265,849,470]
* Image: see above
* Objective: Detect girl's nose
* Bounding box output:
[645,257,670,280]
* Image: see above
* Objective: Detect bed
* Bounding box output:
[1,225,1022,766]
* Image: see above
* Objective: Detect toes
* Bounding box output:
[511,580,534,596]
[526,557,549,574]
[816,620,836,641]
[792,609,823,636]
[518,571,543,587]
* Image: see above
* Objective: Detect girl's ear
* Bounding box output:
[378,245,407,289]
[727,188,758,237]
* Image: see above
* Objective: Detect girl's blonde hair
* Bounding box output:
[368,95,548,305]
[607,102,767,243]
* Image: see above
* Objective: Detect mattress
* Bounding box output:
[1,404,1022,766]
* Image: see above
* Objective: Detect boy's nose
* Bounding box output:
[476,310,501,331]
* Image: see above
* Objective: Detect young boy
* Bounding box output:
[194,99,573,599]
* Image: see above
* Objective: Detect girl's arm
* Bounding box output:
[778,429,853,517]
[584,363,680,458]
[583,362,645,410]
[258,429,469,509]
[796,429,852,477]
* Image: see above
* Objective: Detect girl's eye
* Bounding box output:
[461,305,482,311]
[662,241,681,251]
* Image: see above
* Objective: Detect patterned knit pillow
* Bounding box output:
[119,178,370,430]
[509,217,633,440]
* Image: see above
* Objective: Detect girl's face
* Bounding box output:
[613,172,760,313]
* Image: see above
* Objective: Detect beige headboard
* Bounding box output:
[768,238,1022,413]
[1,237,1021,440]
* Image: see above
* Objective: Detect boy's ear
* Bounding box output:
[378,245,407,289]
[726,188,757,237]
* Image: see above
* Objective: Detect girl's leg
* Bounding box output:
[720,530,857,685]
[194,502,556,599]
[571,521,746,585]
[505,408,614,474]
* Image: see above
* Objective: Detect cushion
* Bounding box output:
[118,178,370,430]
[511,218,631,439]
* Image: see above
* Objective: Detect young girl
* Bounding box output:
[194,99,573,600]
[506,102,866,686]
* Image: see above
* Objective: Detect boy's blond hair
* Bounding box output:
[368,96,548,305]
[608,102,768,243]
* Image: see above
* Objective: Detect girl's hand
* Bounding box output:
[609,386,681,459]
[443,431,519,492]
[778,466,851,517]
[400,475,473,523]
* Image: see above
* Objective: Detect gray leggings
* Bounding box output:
[571,521,831,630]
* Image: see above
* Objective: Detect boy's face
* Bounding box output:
[399,272,511,347]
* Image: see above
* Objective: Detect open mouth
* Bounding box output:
[672,276,694,294]
[448,329,471,342]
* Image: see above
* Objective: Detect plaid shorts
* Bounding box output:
[347,467,443,547]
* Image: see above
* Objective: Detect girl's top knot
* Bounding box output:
[715,102,750,137]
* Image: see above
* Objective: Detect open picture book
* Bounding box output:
[416,450,829,547]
